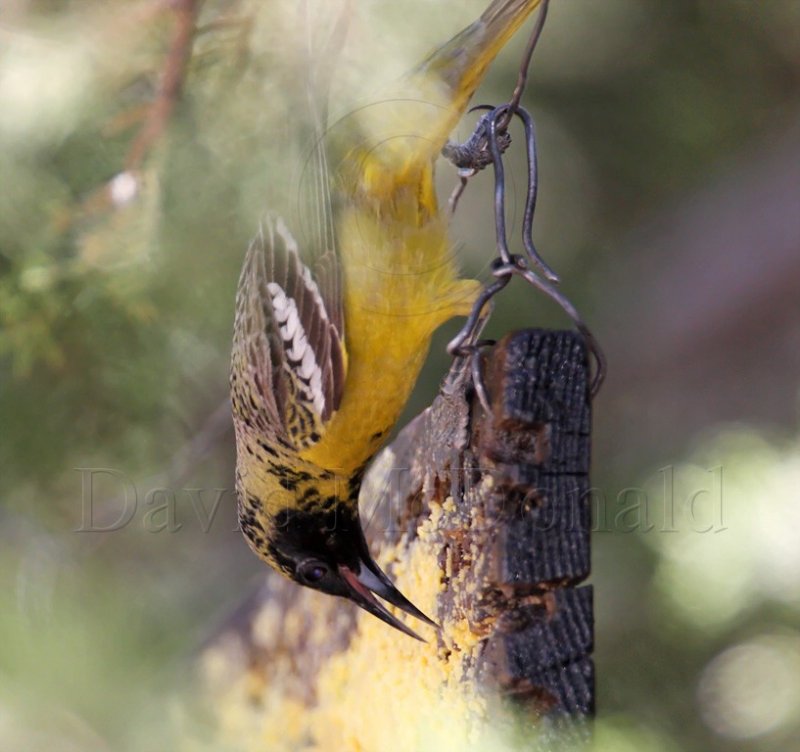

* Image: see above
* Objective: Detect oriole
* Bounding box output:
[231,0,542,640]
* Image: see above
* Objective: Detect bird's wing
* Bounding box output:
[231,2,350,451]
[231,214,347,450]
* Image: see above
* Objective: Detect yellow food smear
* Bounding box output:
[198,495,519,752]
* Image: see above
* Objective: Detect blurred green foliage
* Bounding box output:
[2,0,799,750]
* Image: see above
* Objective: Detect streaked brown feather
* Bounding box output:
[231,214,347,451]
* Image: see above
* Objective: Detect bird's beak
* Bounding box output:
[339,561,439,642]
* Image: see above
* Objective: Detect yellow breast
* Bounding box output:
[299,172,479,475]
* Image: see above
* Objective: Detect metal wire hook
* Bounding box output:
[446,102,606,395]
[443,0,606,398]
[515,107,559,283]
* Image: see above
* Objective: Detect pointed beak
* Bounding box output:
[339,562,439,642]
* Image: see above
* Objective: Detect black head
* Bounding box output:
[266,503,437,641]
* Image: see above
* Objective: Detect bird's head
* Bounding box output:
[261,503,437,641]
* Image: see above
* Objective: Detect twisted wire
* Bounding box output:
[444,0,606,400]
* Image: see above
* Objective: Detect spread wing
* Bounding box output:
[231,3,350,451]
[231,214,346,450]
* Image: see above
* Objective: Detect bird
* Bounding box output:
[230,0,543,640]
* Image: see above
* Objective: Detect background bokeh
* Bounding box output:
[2,0,799,750]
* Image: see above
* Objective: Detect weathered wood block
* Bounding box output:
[455,331,594,715]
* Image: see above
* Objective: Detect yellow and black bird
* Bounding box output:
[231,0,542,640]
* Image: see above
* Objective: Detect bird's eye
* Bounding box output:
[297,560,329,584]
